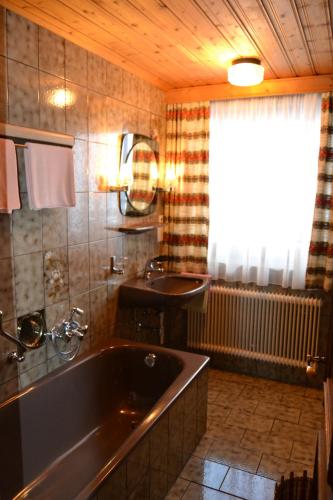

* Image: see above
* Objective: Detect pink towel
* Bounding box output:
[0,138,21,213]
[24,143,76,209]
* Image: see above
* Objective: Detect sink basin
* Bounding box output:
[119,273,210,309]
[148,275,205,294]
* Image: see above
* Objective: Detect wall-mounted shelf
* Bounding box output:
[106,223,165,235]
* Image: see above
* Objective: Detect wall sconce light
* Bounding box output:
[154,165,176,192]
[108,163,132,192]
[227,58,264,87]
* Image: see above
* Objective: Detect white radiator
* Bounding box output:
[187,286,321,367]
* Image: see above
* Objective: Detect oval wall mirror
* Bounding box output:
[119,134,159,216]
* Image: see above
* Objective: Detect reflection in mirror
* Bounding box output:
[119,134,159,216]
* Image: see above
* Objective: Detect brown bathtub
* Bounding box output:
[0,338,209,499]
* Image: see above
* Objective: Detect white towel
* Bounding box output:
[24,143,76,210]
[0,138,21,213]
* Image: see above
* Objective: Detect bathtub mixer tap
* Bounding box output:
[47,307,88,360]
[0,311,26,362]
[0,307,88,363]
[49,307,88,342]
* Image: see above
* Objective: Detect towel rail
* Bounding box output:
[0,122,74,147]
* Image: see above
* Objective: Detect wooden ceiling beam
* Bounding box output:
[165,74,333,103]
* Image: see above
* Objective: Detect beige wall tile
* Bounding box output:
[0,258,15,320]
[67,192,89,245]
[68,244,89,296]
[42,208,67,250]
[43,247,69,306]
[14,252,44,316]
[12,193,42,255]
[73,139,89,192]
[39,72,66,133]
[6,11,38,67]
[8,59,39,128]
[38,27,64,78]
[65,40,87,86]
[65,82,88,140]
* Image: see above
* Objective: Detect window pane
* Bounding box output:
[208,93,322,289]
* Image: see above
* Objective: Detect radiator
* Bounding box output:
[187,286,322,367]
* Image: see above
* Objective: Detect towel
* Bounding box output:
[24,142,75,209]
[0,138,21,213]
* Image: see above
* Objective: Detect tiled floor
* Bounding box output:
[166,369,324,500]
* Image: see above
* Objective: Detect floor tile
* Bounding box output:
[206,437,262,474]
[290,441,317,466]
[304,387,323,400]
[257,453,312,481]
[206,420,245,442]
[180,456,229,489]
[255,400,300,424]
[240,429,292,459]
[208,404,231,420]
[213,380,245,399]
[182,482,239,499]
[215,394,258,413]
[299,409,324,430]
[270,419,318,446]
[193,435,214,459]
[165,477,190,499]
[221,467,275,500]
[209,379,226,391]
[173,369,319,499]
[267,380,306,397]
[226,409,274,433]
[239,385,283,404]
[281,393,323,413]
[208,390,220,403]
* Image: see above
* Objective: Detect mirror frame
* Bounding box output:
[118,133,159,217]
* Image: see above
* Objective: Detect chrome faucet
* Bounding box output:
[0,311,26,362]
[48,307,88,343]
[144,258,165,280]
[0,307,88,363]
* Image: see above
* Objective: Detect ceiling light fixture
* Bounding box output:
[228,58,264,87]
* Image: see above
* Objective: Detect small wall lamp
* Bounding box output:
[228,58,264,87]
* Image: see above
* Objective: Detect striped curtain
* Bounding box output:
[306,92,333,291]
[162,102,210,273]
[129,145,156,211]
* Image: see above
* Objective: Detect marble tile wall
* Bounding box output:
[0,8,165,402]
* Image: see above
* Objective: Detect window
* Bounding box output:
[208,93,322,289]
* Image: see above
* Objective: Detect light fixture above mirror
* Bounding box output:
[228,58,264,87]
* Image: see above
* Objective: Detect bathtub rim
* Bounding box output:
[6,338,209,500]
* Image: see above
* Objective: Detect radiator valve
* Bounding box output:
[306,354,326,378]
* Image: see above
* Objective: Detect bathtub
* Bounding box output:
[0,338,209,500]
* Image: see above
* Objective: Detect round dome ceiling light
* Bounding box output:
[227,58,264,87]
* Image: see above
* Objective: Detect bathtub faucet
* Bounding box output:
[50,307,88,343]
[0,311,26,362]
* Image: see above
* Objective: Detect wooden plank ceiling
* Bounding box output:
[1,0,333,91]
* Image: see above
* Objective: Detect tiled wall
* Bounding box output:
[0,8,165,402]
